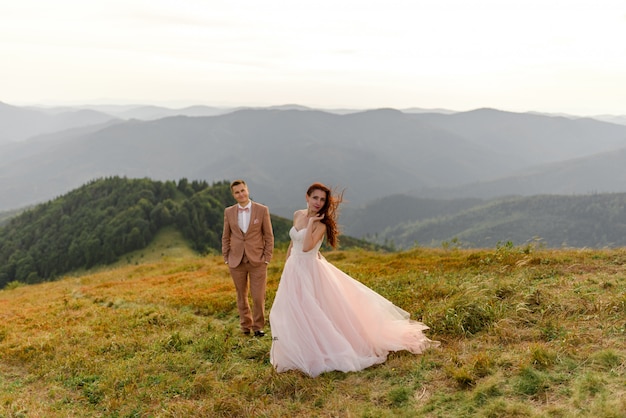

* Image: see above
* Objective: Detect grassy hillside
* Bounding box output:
[1,239,624,417]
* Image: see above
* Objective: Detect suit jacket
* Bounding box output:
[222,201,274,267]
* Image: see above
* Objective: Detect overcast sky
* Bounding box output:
[1,0,625,115]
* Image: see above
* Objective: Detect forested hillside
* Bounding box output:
[372,193,626,249]
[0,208,24,227]
[0,178,228,286]
[0,177,381,289]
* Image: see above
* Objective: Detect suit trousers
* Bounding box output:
[229,260,268,332]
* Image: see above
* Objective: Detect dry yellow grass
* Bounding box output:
[1,238,625,417]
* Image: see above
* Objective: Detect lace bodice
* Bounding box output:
[289,227,323,256]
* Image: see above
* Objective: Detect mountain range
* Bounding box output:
[3,101,626,244]
[344,193,626,249]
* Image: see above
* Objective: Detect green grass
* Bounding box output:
[1,243,625,417]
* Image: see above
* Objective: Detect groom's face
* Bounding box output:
[232,183,250,206]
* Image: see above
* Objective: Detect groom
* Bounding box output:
[222,179,274,337]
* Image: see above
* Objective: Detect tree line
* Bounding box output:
[0,177,251,287]
[0,176,388,289]
[372,193,626,249]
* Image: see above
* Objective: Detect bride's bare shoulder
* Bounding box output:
[293,209,307,219]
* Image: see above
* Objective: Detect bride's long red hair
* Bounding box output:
[307,182,343,248]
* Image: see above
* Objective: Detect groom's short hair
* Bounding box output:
[230,179,247,190]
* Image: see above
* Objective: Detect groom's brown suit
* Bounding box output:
[222,201,274,333]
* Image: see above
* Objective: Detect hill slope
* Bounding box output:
[411,108,626,167]
[0,101,117,143]
[0,177,241,286]
[1,246,624,416]
[370,193,626,249]
[421,148,626,199]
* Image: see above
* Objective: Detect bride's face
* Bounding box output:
[307,189,326,214]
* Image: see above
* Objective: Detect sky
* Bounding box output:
[1,0,626,116]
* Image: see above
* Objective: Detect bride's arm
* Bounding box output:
[303,215,325,252]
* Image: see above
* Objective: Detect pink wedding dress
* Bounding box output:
[269,227,439,377]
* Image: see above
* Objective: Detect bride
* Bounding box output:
[269,182,439,377]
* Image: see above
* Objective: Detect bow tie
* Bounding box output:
[238,207,249,212]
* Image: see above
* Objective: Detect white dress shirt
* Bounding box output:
[237,202,252,233]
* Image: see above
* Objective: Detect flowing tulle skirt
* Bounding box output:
[269,253,438,377]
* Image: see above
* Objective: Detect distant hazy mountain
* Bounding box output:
[591,114,626,126]
[0,119,124,166]
[341,194,485,238]
[401,107,458,114]
[85,104,234,120]
[417,147,626,199]
[0,101,117,143]
[0,108,510,212]
[409,109,626,168]
[99,103,367,119]
[3,104,626,227]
